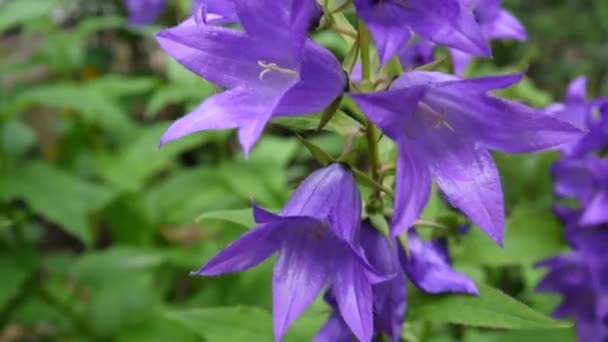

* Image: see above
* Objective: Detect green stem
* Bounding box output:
[358,20,381,183]
[358,20,372,82]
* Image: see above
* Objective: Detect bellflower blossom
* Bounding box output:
[193,164,382,342]
[537,82,608,341]
[125,0,165,26]
[547,77,608,157]
[156,0,346,155]
[353,0,491,65]
[351,71,581,243]
[451,0,527,74]
[315,224,477,341]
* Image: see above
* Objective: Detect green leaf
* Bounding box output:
[272,110,363,136]
[0,254,33,311]
[451,207,565,266]
[69,247,167,283]
[0,0,60,33]
[0,162,114,245]
[97,123,212,193]
[317,96,344,132]
[297,135,336,165]
[166,306,273,342]
[196,209,254,229]
[408,283,570,330]
[89,75,159,99]
[8,82,133,131]
[166,306,327,342]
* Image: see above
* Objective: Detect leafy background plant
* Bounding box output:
[0,0,602,341]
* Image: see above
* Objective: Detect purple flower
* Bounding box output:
[351,71,581,243]
[402,231,478,295]
[193,164,380,342]
[397,39,436,70]
[316,225,477,341]
[547,77,608,157]
[191,0,238,25]
[451,0,527,74]
[553,157,608,226]
[156,0,345,156]
[315,223,406,342]
[125,0,165,26]
[354,0,490,66]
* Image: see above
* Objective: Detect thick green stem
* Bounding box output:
[358,20,381,183]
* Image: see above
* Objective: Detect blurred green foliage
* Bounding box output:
[0,0,600,341]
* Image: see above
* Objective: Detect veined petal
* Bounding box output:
[424,86,583,154]
[333,255,374,342]
[232,0,320,39]
[275,41,346,116]
[350,87,426,141]
[353,0,411,65]
[391,144,432,235]
[404,0,490,57]
[272,221,335,341]
[282,164,362,242]
[313,313,352,342]
[411,122,505,244]
[438,73,524,93]
[402,232,479,295]
[156,25,299,89]
[195,220,285,276]
[159,88,283,155]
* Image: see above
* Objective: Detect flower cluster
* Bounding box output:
[537,78,608,342]
[148,1,581,340]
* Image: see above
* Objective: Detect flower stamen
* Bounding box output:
[419,102,455,132]
[258,61,299,80]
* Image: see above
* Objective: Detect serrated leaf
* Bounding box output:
[0,162,114,245]
[408,283,570,330]
[351,167,394,198]
[297,135,336,165]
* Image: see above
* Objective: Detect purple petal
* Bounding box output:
[252,203,280,224]
[391,145,432,236]
[580,192,608,226]
[418,76,583,154]
[158,89,279,156]
[232,0,320,40]
[195,221,285,276]
[282,164,362,243]
[333,255,374,342]
[350,87,426,141]
[272,221,335,340]
[402,231,479,295]
[450,49,474,75]
[406,111,505,244]
[156,25,299,89]
[313,313,352,342]
[485,10,527,41]
[566,77,587,104]
[125,0,165,26]
[404,0,491,57]
[275,41,346,116]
